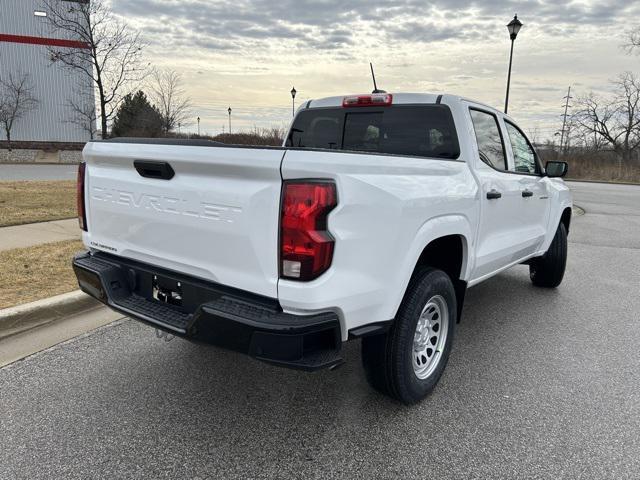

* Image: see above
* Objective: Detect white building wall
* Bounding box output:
[0,0,94,143]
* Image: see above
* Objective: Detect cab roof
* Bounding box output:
[305,92,507,119]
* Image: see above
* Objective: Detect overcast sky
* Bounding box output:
[110,0,640,140]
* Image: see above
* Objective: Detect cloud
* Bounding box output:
[111,0,640,54]
[111,0,365,50]
[107,0,640,137]
[385,20,495,43]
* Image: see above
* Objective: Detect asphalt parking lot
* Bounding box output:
[0,181,638,479]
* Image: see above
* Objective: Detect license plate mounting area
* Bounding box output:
[152,275,183,307]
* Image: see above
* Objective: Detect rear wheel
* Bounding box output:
[362,267,456,404]
[530,222,567,288]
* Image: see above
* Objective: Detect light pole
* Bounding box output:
[227,107,232,134]
[504,14,523,114]
[197,116,201,137]
[290,86,297,117]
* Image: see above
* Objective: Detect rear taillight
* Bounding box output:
[280,181,337,281]
[77,162,87,231]
[342,93,393,107]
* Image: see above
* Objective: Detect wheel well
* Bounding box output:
[561,207,572,233]
[415,235,464,282]
[411,235,467,322]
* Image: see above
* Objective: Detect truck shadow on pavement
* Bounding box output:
[97,264,567,423]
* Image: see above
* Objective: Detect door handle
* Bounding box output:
[134,160,175,180]
[522,189,534,198]
[486,189,502,200]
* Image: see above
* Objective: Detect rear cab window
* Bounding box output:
[286,105,460,160]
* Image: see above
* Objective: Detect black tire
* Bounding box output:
[529,222,567,288]
[362,267,457,404]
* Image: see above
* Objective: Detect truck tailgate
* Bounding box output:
[82,142,285,298]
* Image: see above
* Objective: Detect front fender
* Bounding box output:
[539,179,573,253]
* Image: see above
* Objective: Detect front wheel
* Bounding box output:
[529,222,567,288]
[361,267,456,404]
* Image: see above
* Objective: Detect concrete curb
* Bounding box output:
[0,291,102,341]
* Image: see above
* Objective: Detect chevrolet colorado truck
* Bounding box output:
[73,92,572,404]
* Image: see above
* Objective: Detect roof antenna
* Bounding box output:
[370,62,386,94]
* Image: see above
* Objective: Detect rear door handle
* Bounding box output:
[521,189,534,198]
[134,160,175,180]
[486,189,502,200]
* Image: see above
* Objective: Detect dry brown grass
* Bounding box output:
[0,181,76,227]
[171,126,287,146]
[564,156,640,184]
[0,239,83,309]
[538,147,640,184]
[212,127,286,146]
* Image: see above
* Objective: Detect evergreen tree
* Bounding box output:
[111,91,163,138]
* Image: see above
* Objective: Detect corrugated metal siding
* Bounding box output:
[0,0,94,143]
[0,0,49,37]
[0,0,82,40]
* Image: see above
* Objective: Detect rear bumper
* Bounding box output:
[73,251,343,371]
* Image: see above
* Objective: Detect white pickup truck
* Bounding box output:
[73,92,572,404]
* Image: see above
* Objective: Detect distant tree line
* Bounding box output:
[549,27,640,164]
[533,27,640,182]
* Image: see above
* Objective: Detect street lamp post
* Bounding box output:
[227,107,232,134]
[504,14,523,114]
[290,87,297,117]
[197,116,201,137]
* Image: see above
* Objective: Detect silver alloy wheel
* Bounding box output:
[412,294,449,380]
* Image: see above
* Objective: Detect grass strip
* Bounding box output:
[0,181,76,227]
[0,239,84,309]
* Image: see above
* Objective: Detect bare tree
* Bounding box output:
[624,26,640,54]
[41,0,148,138]
[573,72,640,163]
[0,73,39,151]
[149,69,192,134]
[65,95,97,140]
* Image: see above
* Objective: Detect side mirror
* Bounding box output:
[545,161,568,178]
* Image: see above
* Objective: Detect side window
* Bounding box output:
[469,109,507,170]
[505,122,539,174]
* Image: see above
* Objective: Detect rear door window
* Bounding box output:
[469,109,507,170]
[286,105,460,160]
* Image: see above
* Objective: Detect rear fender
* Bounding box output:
[389,215,473,321]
